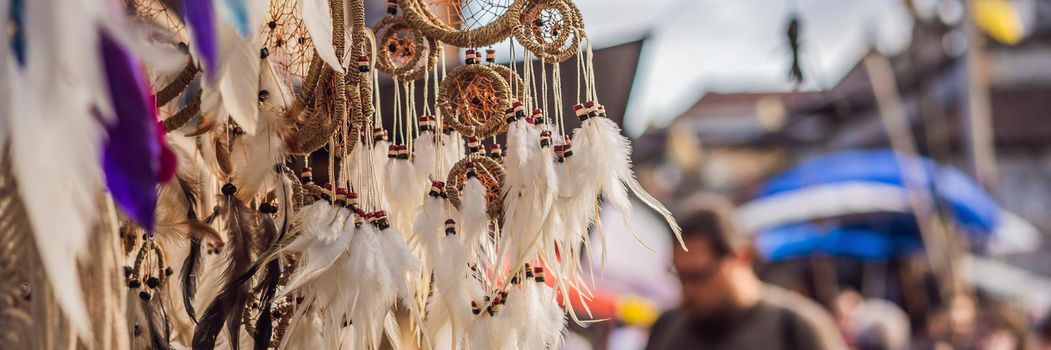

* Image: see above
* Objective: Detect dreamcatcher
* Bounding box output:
[0,0,685,349]
[399,0,520,47]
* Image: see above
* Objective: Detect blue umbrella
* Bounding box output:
[757,222,925,261]
[740,149,1000,235]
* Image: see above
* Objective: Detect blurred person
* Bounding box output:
[832,289,911,350]
[645,195,846,350]
[1036,311,1051,350]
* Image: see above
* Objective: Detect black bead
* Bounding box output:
[139,291,152,301]
[268,20,277,29]
[133,324,143,336]
[258,89,270,102]
[260,47,270,58]
[534,19,545,27]
[276,39,284,47]
[123,266,134,277]
[128,279,141,289]
[165,266,174,276]
[259,203,278,214]
[471,97,482,105]
[221,183,238,195]
[146,277,160,289]
[177,42,189,54]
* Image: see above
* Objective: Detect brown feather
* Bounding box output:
[192,186,259,350]
[187,115,216,137]
[214,135,233,176]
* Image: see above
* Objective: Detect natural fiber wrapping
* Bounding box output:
[439,64,512,139]
[398,0,522,48]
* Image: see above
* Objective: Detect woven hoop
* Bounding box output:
[488,63,526,102]
[438,64,511,139]
[398,0,521,48]
[372,15,439,81]
[446,156,506,220]
[511,0,582,63]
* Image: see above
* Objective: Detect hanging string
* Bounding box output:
[422,60,432,116]
[584,35,598,103]
[519,48,529,109]
[393,77,402,145]
[434,45,447,177]
[509,38,519,102]
[553,63,565,136]
[405,80,416,152]
[540,58,549,121]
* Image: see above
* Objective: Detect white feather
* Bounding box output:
[217,19,260,135]
[412,131,438,183]
[572,116,684,249]
[377,224,420,304]
[460,177,489,263]
[300,0,344,73]
[344,140,389,207]
[0,0,9,150]
[504,285,533,348]
[412,193,448,268]
[537,282,567,348]
[501,121,557,268]
[342,222,393,350]
[385,157,423,233]
[281,207,353,294]
[427,230,474,347]
[7,0,117,338]
[440,130,465,173]
[230,58,287,201]
[280,302,324,349]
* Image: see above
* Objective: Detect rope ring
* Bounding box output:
[438,64,512,139]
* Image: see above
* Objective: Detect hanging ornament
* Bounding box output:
[398,0,521,47]
[372,14,440,81]
[439,51,513,139]
[512,0,584,63]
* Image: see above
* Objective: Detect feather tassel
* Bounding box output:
[216,19,260,135]
[100,29,173,232]
[251,202,282,350]
[385,149,424,233]
[460,174,489,263]
[412,130,438,183]
[230,58,288,201]
[192,183,259,350]
[571,103,684,250]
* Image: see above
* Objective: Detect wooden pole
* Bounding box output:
[863,53,969,306]
[962,0,998,190]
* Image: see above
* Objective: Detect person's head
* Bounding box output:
[671,194,757,317]
[1037,312,1051,350]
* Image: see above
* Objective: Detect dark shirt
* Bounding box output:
[646,285,846,350]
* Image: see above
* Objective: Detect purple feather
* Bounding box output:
[183,0,218,80]
[99,30,162,232]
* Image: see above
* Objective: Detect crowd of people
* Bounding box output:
[637,195,1051,350]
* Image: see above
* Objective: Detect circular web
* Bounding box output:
[439,65,511,138]
[263,0,317,91]
[513,0,582,63]
[125,0,186,46]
